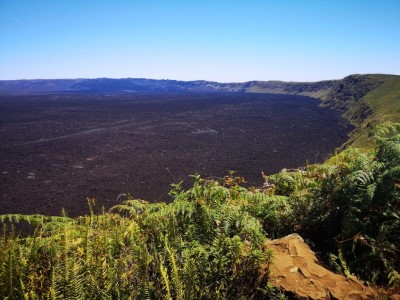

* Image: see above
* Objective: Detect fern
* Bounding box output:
[159,256,173,300]
[2,123,399,297]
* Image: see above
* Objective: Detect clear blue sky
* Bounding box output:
[0,0,399,82]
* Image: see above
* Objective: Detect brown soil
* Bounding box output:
[0,92,352,216]
[266,234,378,299]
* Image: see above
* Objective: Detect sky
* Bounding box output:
[0,0,399,82]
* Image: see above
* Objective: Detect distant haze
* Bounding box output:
[0,0,399,82]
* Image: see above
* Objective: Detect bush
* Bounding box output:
[263,122,400,287]
[0,176,273,299]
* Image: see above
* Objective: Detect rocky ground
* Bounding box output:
[0,92,351,216]
[267,234,398,299]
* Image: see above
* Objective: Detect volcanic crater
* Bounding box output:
[0,92,352,216]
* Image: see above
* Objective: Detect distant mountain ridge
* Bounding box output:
[1,74,400,147]
[0,75,388,104]
[0,75,382,114]
[0,74,389,122]
[0,77,337,95]
[0,74,388,96]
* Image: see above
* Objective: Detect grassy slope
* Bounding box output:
[350,74,400,147]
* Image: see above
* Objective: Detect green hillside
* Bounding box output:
[347,75,400,147]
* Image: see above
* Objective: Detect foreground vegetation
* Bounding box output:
[0,180,275,299]
[1,122,400,299]
[266,122,400,288]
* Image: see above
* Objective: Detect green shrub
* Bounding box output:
[263,122,400,287]
[0,176,273,299]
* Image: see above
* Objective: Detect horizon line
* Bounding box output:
[1,73,399,84]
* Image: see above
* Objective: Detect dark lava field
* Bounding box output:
[0,92,352,216]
